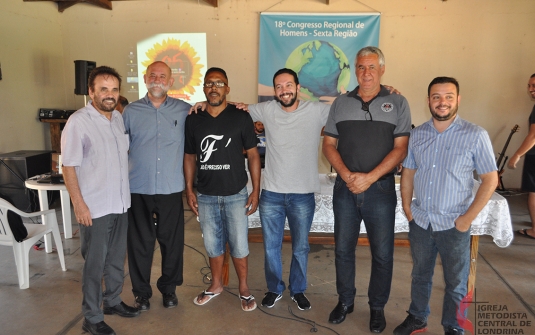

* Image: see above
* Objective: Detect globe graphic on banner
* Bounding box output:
[286,40,351,100]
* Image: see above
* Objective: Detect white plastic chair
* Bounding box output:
[0,198,66,289]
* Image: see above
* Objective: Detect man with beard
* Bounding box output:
[184,67,260,311]
[394,77,497,335]
[62,66,139,335]
[323,46,411,332]
[123,61,191,311]
[508,74,535,239]
[243,68,330,311]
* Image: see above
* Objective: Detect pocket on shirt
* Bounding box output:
[445,147,472,174]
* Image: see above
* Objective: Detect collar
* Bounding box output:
[347,85,389,100]
[142,93,169,108]
[425,114,462,132]
[86,101,118,121]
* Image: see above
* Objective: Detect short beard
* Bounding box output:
[275,93,298,108]
[208,97,224,107]
[430,105,458,121]
[94,98,117,112]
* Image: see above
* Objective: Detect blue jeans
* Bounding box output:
[197,186,249,258]
[259,190,315,296]
[408,220,471,332]
[333,175,396,309]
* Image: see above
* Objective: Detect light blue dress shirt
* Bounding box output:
[403,116,497,231]
[123,94,190,195]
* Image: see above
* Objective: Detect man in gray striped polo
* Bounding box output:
[323,46,411,332]
[394,77,498,335]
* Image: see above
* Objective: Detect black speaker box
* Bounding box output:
[74,60,96,95]
[0,150,52,211]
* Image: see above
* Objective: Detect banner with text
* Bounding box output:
[258,13,380,103]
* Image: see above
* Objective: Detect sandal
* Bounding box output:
[240,295,257,312]
[193,290,221,306]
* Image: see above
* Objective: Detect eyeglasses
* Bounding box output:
[362,101,373,121]
[203,81,227,88]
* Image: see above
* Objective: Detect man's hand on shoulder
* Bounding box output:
[383,85,401,95]
[230,102,249,111]
[189,102,207,115]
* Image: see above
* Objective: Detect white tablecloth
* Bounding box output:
[248,174,514,248]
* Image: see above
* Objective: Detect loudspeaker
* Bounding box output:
[0,150,52,211]
[74,60,96,95]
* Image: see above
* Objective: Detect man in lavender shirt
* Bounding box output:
[62,66,139,335]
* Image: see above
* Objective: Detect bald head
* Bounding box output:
[144,61,174,99]
[147,61,172,77]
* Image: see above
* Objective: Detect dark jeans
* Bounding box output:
[333,175,396,309]
[127,192,185,299]
[408,220,471,332]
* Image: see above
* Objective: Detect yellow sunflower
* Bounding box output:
[142,38,204,99]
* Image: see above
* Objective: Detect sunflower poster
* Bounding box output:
[258,13,380,103]
[137,33,207,102]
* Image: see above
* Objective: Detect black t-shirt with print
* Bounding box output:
[185,104,257,196]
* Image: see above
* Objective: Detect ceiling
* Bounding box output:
[23,0,331,12]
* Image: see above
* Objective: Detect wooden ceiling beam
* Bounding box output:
[24,0,112,12]
[203,0,218,7]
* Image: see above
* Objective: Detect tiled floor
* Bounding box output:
[0,192,533,335]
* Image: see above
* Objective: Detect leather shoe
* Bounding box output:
[82,319,116,335]
[370,308,386,333]
[328,301,354,324]
[103,301,140,318]
[134,296,150,311]
[163,292,178,308]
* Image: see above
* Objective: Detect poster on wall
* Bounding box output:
[258,13,380,103]
[137,33,207,102]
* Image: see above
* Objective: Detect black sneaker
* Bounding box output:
[291,293,311,310]
[261,292,282,308]
[445,328,464,335]
[393,313,428,335]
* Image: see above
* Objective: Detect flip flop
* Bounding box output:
[193,290,221,306]
[240,295,257,312]
[517,229,535,240]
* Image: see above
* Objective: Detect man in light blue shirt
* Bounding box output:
[123,61,191,311]
[394,77,498,335]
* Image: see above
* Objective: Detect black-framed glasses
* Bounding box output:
[203,81,227,88]
[362,102,373,121]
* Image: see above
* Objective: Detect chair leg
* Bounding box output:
[12,242,29,289]
[51,224,66,271]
